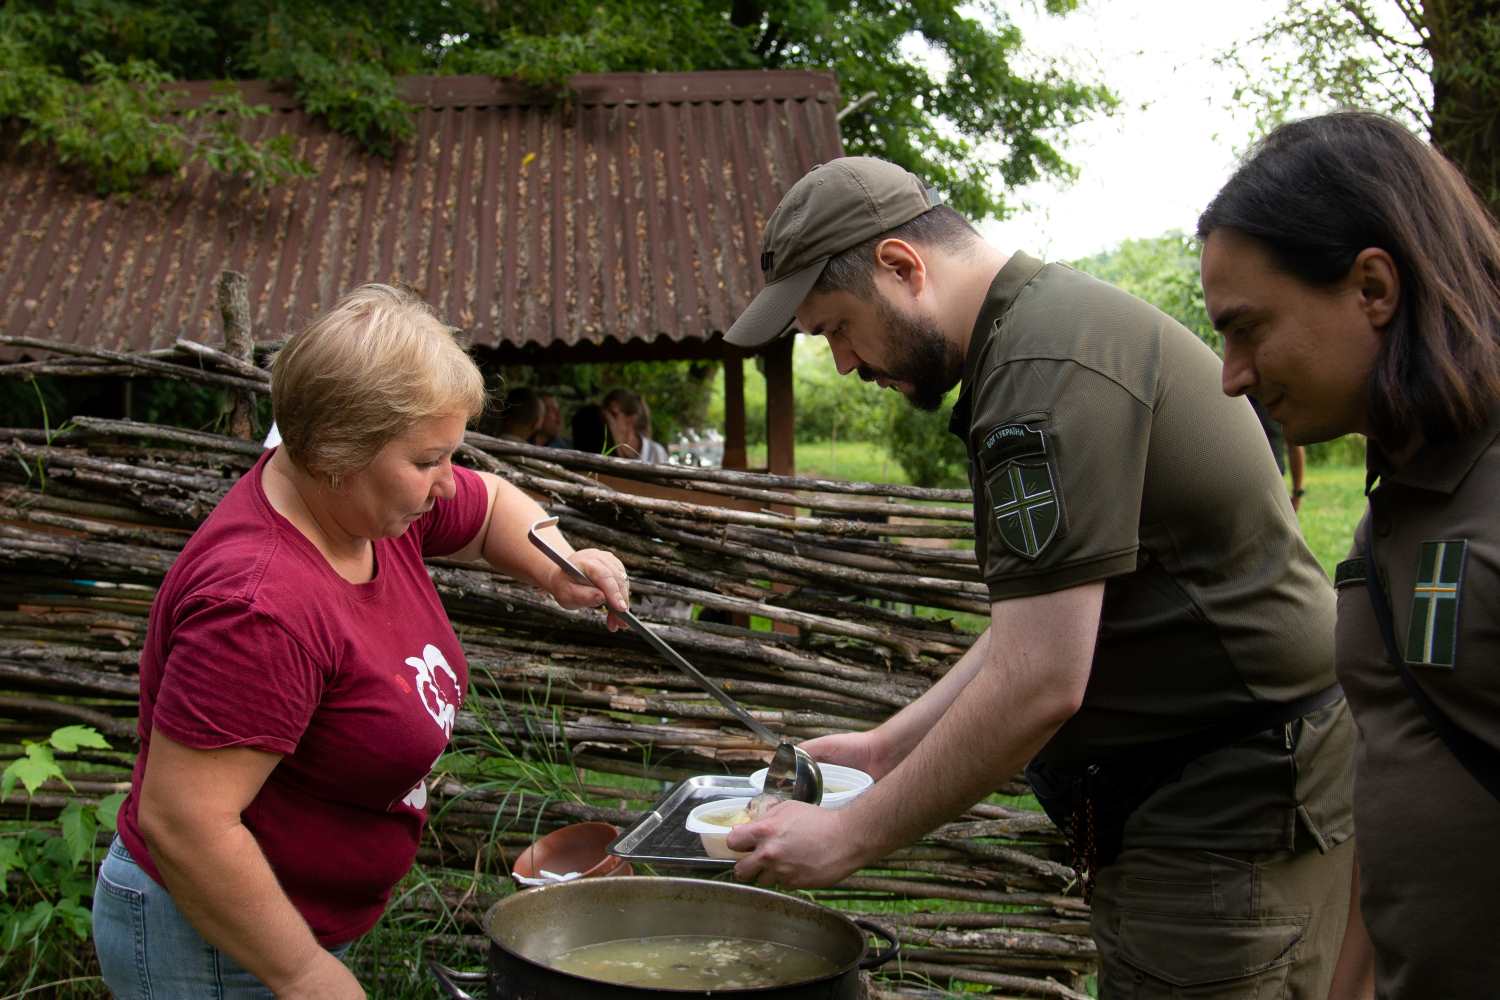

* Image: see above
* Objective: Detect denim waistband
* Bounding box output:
[108,835,135,865]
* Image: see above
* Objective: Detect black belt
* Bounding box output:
[1120,682,1346,771]
[1031,683,1345,902]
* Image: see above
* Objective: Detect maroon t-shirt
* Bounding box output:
[117,450,488,944]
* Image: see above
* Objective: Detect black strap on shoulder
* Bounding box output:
[1361,534,1500,803]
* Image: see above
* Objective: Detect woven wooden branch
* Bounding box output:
[0,411,1098,995]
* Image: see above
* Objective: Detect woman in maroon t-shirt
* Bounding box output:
[93,285,631,999]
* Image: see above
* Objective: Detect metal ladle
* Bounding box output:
[527,517,822,810]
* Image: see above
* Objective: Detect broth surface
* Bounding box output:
[549,933,839,988]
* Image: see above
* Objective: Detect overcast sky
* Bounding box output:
[971,0,1280,261]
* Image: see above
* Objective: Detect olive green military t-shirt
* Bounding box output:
[951,253,1353,851]
[1334,406,1500,997]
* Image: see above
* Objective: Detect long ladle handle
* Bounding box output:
[527,517,783,748]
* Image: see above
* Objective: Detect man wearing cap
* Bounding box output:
[723,157,1356,996]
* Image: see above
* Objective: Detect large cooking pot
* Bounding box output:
[428,876,898,998]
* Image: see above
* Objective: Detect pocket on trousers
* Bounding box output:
[1117,909,1307,994]
[94,864,149,998]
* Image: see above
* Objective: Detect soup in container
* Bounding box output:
[685,796,755,859]
[749,763,872,810]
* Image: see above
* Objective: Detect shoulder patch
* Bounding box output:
[980,424,1063,561]
[978,423,1047,472]
[1333,558,1366,589]
[1404,539,1467,668]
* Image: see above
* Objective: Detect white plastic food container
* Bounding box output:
[748,763,873,810]
[684,796,755,859]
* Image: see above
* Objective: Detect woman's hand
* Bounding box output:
[550,547,631,631]
[276,950,365,999]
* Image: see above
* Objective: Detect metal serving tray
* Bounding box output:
[608,774,756,869]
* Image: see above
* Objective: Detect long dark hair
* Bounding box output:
[1197,110,1500,446]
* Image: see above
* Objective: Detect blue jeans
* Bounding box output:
[93,837,353,999]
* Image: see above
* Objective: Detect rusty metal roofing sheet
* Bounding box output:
[0,71,842,352]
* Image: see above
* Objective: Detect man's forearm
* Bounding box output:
[869,629,992,769]
[853,652,1075,857]
[846,583,1100,858]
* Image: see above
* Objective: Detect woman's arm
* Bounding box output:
[137,728,364,998]
[452,470,630,624]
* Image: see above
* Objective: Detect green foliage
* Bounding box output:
[251,5,417,158]
[1307,434,1367,467]
[3,48,183,195]
[789,337,887,443]
[1072,232,1218,352]
[0,0,1112,216]
[0,6,317,193]
[706,338,889,447]
[883,392,969,488]
[1218,1,1430,136]
[187,89,320,190]
[0,726,123,996]
[1221,2,1500,210]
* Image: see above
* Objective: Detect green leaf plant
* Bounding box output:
[1,725,124,996]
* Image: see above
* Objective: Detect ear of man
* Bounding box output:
[1352,246,1400,329]
[874,238,928,300]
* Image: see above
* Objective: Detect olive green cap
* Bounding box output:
[724,157,938,348]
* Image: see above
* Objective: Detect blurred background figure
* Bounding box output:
[601,387,668,463]
[570,403,612,456]
[488,386,543,443]
[530,392,568,448]
[1248,397,1308,512]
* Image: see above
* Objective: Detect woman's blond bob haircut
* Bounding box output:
[269,284,486,483]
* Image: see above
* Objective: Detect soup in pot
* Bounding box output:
[548,933,839,988]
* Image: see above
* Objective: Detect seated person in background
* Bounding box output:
[530,392,569,448]
[490,386,543,442]
[570,403,612,456]
[601,387,669,463]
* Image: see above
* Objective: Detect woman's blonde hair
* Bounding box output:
[269,284,486,484]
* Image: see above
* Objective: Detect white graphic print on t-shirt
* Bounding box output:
[394,644,459,813]
[404,643,458,738]
[400,750,444,811]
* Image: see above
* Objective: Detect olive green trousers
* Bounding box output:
[1089,837,1354,999]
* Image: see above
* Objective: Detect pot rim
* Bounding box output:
[481,876,889,993]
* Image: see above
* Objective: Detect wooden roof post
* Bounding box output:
[763,335,798,635]
[722,355,747,470]
[764,336,795,477]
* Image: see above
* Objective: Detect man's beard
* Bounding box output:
[857,297,964,412]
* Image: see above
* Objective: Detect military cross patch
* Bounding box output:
[981,424,1062,561]
[1404,540,1467,668]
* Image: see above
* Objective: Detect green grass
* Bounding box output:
[1295,464,1367,579]
[748,439,906,483]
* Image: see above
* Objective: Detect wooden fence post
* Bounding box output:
[216,270,254,441]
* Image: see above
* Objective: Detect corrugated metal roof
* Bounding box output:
[0,71,842,353]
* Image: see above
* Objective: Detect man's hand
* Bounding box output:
[798,731,892,779]
[551,547,631,631]
[726,801,867,888]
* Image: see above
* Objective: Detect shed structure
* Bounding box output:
[0,70,846,473]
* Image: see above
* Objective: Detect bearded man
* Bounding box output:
[721,157,1357,999]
